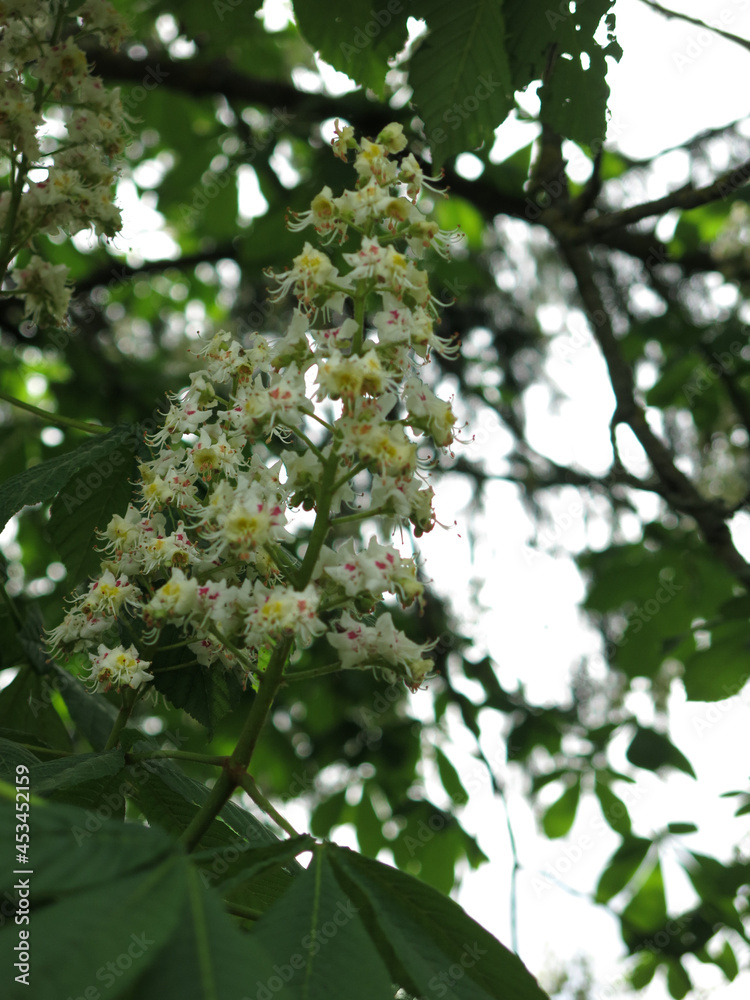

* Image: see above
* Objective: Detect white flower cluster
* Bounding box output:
[49,121,460,695]
[0,0,130,325]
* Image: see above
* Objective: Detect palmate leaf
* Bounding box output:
[252,842,550,1000]
[409,0,514,164]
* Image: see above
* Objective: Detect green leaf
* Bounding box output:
[133,861,287,1000]
[327,844,550,999]
[292,0,409,98]
[251,845,395,1000]
[666,958,692,999]
[435,746,469,806]
[0,666,71,751]
[626,726,696,778]
[356,784,387,858]
[714,940,739,981]
[0,423,136,533]
[311,788,350,837]
[197,835,314,895]
[620,859,668,937]
[541,777,581,838]
[503,0,620,145]
[595,837,651,904]
[594,774,631,836]
[0,855,186,1000]
[0,738,40,779]
[630,951,658,989]
[409,0,513,164]
[124,757,239,850]
[47,444,136,586]
[0,793,174,896]
[151,654,243,734]
[31,749,125,795]
[666,822,698,835]
[682,619,750,701]
[54,665,118,751]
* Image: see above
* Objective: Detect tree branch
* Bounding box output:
[555,236,750,588]
[639,0,750,53]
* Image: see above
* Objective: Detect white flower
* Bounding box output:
[80,570,141,618]
[12,256,71,326]
[87,644,153,691]
[144,569,199,623]
[244,583,323,646]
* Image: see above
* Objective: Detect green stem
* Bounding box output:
[296,448,340,587]
[0,390,110,434]
[207,625,255,674]
[276,421,325,462]
[178,636,294,853]
[17,742,72,759]
[128,750,227,767]
[284,661,345,682]
[237,772,300,838]
[351,289,366,355]
[103,687,140,751]
[332,462,366,494]
[330,504,390,526]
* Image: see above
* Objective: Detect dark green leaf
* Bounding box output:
[292,0,409,98]
[434,746,469,806]
[620,859,668,937]
[0,667,71,751]
[328,844,550,999]
[0,793,174,896]
[594,774,632,836]
[409,0,513,164]
[595,837,651,904]
[31,749,125,794]
[134,861,287,1000]
[0,423,136,533]
[251,845,394,1000]
[682,620,750,701]
[666,822,698,835]
[626,726,696,778]
[54,665,118,751]
[48,444,136,586]
[197,835,314,895]
[541,777,581,838]
[0,855,185,1000]
[666,958,691,999]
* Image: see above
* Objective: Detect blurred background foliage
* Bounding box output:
[3,1,750,996]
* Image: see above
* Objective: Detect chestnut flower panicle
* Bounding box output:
[48,123,462,696]
[0,1,130,326]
